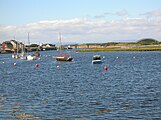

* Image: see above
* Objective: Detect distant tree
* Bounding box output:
[29,44,39,47]
[137,38,159,45]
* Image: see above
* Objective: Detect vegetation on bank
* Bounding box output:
[1,38,161,53]
[76,38,161,52]
[76,46,161,52]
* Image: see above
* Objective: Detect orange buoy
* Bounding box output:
[104,66,108,71]
[35,64,39,68]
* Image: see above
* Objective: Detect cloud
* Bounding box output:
[94,9,129,20]
[115,9,128,16]
[0,17,161,44]
[141,8,161,17]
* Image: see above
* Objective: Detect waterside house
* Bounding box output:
[1,40,25,53]
[2,41,14,53]
[41,43,56,50]
[0,40,57,54]
[0,44,1,52]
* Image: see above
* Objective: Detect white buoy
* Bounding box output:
[56,65,59,68]
[14,62,16,66]
[2,61,4,64]
[116,57,119,59]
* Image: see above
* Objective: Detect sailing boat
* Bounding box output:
[19,42,27,60]
[26,32,36,60]
[53,33,73,62]
[19,32,36,60]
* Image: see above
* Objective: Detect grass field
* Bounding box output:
[76,46,161,52]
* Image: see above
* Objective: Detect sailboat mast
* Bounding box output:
[28,32,30,45]
[59,32,62,55]
[28,32,30,53]
[17,41,18,55]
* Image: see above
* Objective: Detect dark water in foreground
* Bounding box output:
[0,50,161,120]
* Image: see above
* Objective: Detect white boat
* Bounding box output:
[27,55,36,61]
[20,32,36,61]
[19,51,27,60]
[92,55,102,64]
[12,54,19,59]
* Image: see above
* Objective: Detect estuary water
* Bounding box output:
[0,50,161,120]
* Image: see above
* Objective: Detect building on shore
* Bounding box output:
[1,40,25,53]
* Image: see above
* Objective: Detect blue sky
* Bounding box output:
[0,0,161,44]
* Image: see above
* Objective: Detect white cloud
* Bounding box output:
[94,9,129,19]
[115,9,128,16]
[141,8,161,17]
[0,17,161,44]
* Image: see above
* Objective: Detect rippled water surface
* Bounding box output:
[0,50,161,120]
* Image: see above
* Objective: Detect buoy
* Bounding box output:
[2,61,4,64]
[35,64,39,68]
[116,57,119,59]
[56,65,59,68]
[104,66,108,71]
[14,62,16,66]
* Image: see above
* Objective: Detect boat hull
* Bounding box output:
[92,60,102,64]
[56,57,73,62]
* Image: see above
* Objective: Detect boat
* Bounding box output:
[19,46,27,60]
[53,33,73,62]
[33,51,41,57]
[92,55,102,64]
[12,54,19,59]
[54,54,73,62]
[18,33,37,61]
[27,55,36,61]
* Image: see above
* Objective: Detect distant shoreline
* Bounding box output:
[76,46,161,52]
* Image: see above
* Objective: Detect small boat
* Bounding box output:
[54,54,73,62]
[27,55,36,61]
[21,32,36,61]
[12,54,19,59]
[33,51,41,57]
[53,32,73,62]
[20,54,27,60]
[92,55,102,64]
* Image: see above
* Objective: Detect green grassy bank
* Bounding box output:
[76,46,161,52]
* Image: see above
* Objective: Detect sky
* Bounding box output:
[0,0,161,44]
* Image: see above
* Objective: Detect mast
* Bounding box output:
[17,41,18,55]
[28,32,30,45]
[59,32,62,55]
[28,32,30,53]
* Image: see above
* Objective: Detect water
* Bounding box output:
[0,50,161,120]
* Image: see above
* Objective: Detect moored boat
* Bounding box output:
[27,55,36,60]
[53,32,73,62]
[33,51,41,57]
[92,55,102,64]
[54,54,73,62]
[12,54,20,59]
